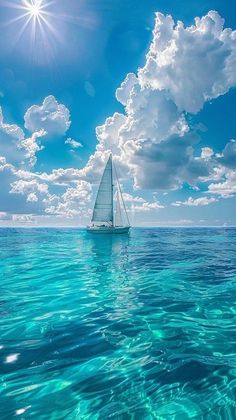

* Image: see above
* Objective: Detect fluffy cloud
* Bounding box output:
[172,196,218,207]
[139,11,236,113]
[130,201,164,212]
[24,95,71,135]
[201,147,214,159]
[19,129,46,166]
[81,10,236,192]
[65,138,82,149]
[116,73,138,106]
[0,107,24,164]
[10,179,49,195]
[79,112,128,182]
[122,193,145,203]
[208,170,236,197]
[122,192,164,212]
[27,193,38,202]
[44,180,92,218]
[0,99,80,220]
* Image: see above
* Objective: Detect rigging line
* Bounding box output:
[113,161,130,227]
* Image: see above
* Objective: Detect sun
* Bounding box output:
[27,3,42,17]
[3,0,60,64]
[23,0,44,20]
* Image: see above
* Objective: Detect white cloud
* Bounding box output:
[139,11,236,113]
[65,138,82,149]
[81,10,236,191]
[44,180,92,218]
[0,107,25,164]
[201,147,214,159]
[208,170,236,197]
[19,129,46,166]
[122,192,164,212]
[10,179,49,196]
[130,201,164,212]
[172,196,218,207]
[0,108,24,142]
[115,73,138,106]
[24,95,71,135]
[122,192,145,203]
[27,193,38,202]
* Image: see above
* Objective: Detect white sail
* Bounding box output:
[92,155,113,224]
[115,168,130,228]
[115,189,123,227]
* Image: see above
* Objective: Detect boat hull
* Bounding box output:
[87,226,130,234]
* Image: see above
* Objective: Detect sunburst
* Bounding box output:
[24,0,43,18]
[19,0,54,34]
[2,0,60,63]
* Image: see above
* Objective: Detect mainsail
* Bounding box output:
[92,155,113,224]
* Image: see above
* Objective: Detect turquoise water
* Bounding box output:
[0,228,236,419]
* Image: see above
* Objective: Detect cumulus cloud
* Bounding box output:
[27,193,38,202]
[10,179,49,207]
[44,180,92,218]
[116,73,138,106]
[80,10,236,192]
[65,138,82,149]
[0,99,82,220]
[130,201,164,212]
[139,11,236,113]
[122,193,145,203]
[208,170,236,197]
[121,192,164,212]
[0,108,46,168]
[19,129,46,166]
[201,147,214,159]
[172,196,218,207]
[0,107,25,164]
[24,95,71,135]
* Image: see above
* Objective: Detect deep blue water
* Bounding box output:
[0,228,236,419]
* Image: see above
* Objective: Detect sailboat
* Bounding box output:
[87,154,131,234]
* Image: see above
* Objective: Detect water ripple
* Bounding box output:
[0,228,236,419]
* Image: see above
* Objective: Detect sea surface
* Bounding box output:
[0,228,236,419]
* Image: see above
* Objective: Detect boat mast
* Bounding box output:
[113,161,130,227]
[111,153,114,227]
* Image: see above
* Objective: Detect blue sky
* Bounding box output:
[0,0,235,226]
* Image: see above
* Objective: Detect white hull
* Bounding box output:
[87,226,130,234]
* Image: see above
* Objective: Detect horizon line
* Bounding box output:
[0,225,236,229]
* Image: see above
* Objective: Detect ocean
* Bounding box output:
[0,227,236,419]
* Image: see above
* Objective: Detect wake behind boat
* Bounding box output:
[87,154,130,234]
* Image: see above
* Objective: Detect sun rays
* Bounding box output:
[2,0,61,64]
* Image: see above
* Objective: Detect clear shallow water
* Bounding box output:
[0,227,236,419]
